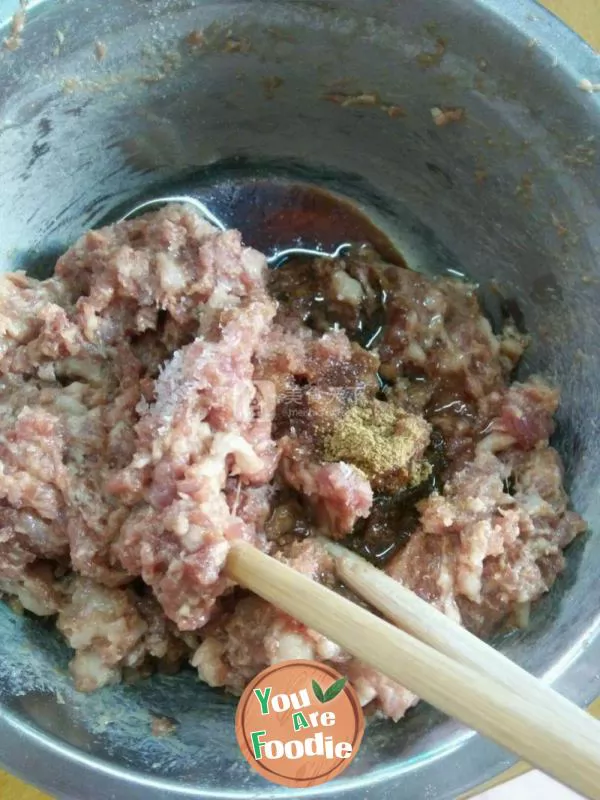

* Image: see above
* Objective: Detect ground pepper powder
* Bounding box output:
[323,400,431,492]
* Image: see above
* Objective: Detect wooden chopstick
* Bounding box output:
[324,538,597,722]
[226,540,600,800]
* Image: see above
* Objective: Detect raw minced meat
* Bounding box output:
[387,447,586,634]
[0,203,585,721]
[56,577,195,690]
[193,538,418,721]
[111,302,279,630]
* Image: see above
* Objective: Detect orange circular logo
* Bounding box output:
[235,659,365,788]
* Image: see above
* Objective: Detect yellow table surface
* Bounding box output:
[1,1,599,798]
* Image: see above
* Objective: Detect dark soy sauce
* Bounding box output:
[117,178,407,270]
[202,181,407,268]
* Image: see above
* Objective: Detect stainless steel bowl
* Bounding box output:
[1,1,599,798]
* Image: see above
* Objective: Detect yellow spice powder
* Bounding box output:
[323,401,431,492]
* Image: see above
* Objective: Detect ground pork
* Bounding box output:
[0,561,65,617]
[0,203,585,715]
[55,204,267,345]
[56,577,198,691]
[192,539,417,720]
[57,577,149,691]
[387,448,586,635]
[0,205,285,680]
[111,302,280,630]
[255,325,380,536]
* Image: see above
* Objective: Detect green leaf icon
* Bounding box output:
[312,679,325,703]
[323,676,347,702]
[312,676,347,703]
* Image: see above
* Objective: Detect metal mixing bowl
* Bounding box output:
[1,1,599,798]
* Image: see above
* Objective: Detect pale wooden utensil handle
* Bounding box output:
[325,539,597,724]
[226,541,600,800]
